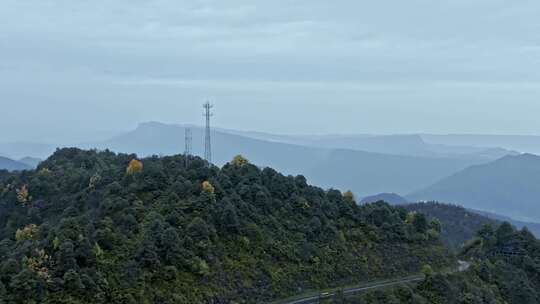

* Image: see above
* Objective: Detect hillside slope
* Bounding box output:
[0,148,453,303]
[408,154,540,223]
[348,223,540,304]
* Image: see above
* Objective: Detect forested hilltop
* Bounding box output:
[404,202,499,248]
[344,222,540,304]
[404,202,540,249]
[0,148,452,303]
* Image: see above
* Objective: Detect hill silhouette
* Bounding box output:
[0,156,30,171]
[409,154,540,223]
[361,193,408,205]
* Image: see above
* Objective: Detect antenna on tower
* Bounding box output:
[184,128,192,168]
[203,102,213,165]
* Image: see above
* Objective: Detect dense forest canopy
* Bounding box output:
[0,148,452,303]
[404,202,499,248]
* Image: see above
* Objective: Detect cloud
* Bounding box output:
[3,0,539,82]
[2,0,540,140]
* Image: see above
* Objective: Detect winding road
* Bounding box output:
[275,261,471,304]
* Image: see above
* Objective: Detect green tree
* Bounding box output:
[429,218,442,233]
[9,269,45,303]
[162,227,183,266]
[187,217,211,242]
[413,213,428,233]
[221,203,240,232]
[496,222,514,244]
[63,269,85,292]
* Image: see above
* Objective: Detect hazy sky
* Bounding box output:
[2,0,540,143]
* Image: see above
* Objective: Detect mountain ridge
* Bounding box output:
[408,153,540,222]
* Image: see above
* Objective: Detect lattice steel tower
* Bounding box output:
[203,102,213,164]
[184,128,192,168]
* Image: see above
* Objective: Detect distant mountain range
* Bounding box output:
[1,122,536,203]
[221,129,516,160]
[421,134,540,155]
[75,122,503,196]
[408,153,540,223]
[0,124,519,160]
[0,156,31,171]
[0,142,55,160]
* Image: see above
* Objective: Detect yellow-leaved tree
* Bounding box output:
[202,181,215,194]
[343,190,355,203]
[23,249,52,282]
[231,155,249,167]
[126,159,143,175]
[15,224,39,242]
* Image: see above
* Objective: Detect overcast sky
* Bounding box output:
[2,0,540,143]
